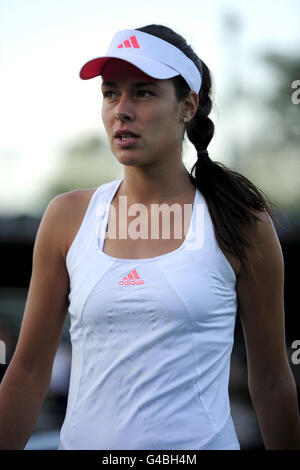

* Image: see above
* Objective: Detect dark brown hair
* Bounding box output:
[136,24,279,274]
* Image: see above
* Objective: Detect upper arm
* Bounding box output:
[10,193,73,380]
[236,210,290,395]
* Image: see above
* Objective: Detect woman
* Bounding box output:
[0,24,300,450]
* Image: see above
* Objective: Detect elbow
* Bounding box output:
[249,368,298,402]
[3,356,53,391]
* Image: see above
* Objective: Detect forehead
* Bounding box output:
[101,58,159,84]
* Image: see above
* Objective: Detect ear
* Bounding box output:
[181,91,199,122]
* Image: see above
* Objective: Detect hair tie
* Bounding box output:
[197,149,209,157]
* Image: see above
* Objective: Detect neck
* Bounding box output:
[119,164,194,205]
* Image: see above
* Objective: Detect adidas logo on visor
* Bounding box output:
[119,269,144,286]
[117,35,140,49]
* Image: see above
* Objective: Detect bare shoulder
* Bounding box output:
[220,209,281,280]
[236,207,284,317]
[45,187,98,261]
[240,208,283,278]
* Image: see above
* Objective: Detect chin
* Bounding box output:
[115,151,146,166]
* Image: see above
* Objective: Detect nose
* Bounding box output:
[114,93,135,122]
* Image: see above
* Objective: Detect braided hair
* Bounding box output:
[136,24,278,273]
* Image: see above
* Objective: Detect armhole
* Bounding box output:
[199,190,238,282]
[215,242,238,282]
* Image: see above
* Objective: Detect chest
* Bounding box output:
[102,199,193,259]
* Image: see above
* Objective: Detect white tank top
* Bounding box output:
[57,177,240,450]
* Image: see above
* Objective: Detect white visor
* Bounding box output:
[79,29,202,94]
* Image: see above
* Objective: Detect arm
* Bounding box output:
[0,194,72,449]
[236,210,300,450]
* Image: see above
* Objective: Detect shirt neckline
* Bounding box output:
[96,178,200,263]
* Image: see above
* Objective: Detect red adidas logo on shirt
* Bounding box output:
[117,35,140,49]
[119,269,144,286]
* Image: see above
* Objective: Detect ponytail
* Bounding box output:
[136,24,280,272]
[186,59,278,271]
[190,147,276,272]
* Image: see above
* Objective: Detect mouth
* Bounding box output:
[114,130,141,147]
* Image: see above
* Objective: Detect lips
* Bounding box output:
[114,129,141,147]
[114,129,140,139]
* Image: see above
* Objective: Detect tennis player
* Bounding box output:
[0,24,300,450]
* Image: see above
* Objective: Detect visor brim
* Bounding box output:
[79,54,180,81]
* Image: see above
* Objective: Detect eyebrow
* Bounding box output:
[101,81,161,89]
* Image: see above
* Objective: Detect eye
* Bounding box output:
[102,90,116,98]
[137,90,154,97]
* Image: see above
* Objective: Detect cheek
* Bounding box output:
[150,108,181,141]
[146,106,176,132]
[101,106,106,128]
[101,106,113,135]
